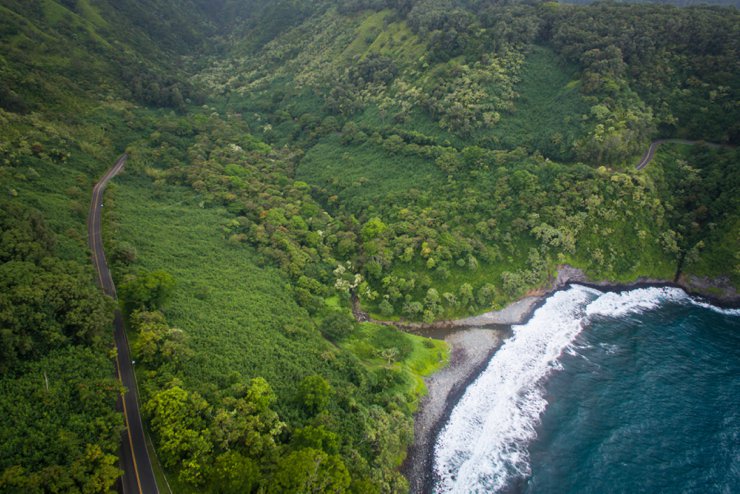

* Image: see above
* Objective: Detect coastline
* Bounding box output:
[354,266,739,334]
[401,328,506,494]
[400,265,739,494]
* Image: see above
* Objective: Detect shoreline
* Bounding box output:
[401,328,507,494]
[400,266,739,494]
[354,267,739,335]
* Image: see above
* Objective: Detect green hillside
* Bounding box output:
[1,1,738,493]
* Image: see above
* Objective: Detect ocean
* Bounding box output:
[433,285,740,493]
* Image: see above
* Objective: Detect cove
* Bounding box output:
[433,285,740,493]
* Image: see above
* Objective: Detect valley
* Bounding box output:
[0,1,738,493]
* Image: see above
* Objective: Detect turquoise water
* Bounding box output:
[433,285,740,493]
[526,295,740,493]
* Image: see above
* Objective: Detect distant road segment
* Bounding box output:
[87,154,159,494]
[635,139,726,170]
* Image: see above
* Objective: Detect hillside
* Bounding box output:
[196,1,738,317]
[0,1,216,491]
[1,1,738,493]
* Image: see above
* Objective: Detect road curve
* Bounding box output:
[87,155,160,494]
[635,139,726,170]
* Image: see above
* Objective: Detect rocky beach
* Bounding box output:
[399,265,740,493]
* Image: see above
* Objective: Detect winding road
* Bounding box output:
[88,155,159,494]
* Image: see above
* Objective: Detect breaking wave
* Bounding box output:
[432,284,712,493]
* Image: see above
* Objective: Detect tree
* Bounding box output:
[211,378,285,458]
[378,347,400,366]
[270,448,350,494]
[143,386,212,484]
[111,242,138,265]
[0,203,55,263]
[211,451,260,494]
[402,301,423,317]
[297,375,332,415]
[129,310,189,367]
[291,425,339,455]
[319,312,355,343]
[69,444,120,494]
[0,346,122,494]
[476,283,496,308]
[424,288,440,307]
[363,405,412,472]
[120,270,175,311]
[378,299,394,317]
[0,260,111,372]
[361,217,387,242]
[459,283,474,307]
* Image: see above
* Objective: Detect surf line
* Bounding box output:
[432,284,697,493]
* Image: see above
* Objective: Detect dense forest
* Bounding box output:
[1,0,738,493]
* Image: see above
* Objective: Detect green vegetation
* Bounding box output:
[493,45,589,160]
[0,1,215,491]
[646,144,740,285]
[106,171,447,491]
[1,0,738,492]
[0,200,121,492]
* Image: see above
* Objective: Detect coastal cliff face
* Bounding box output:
[679,274,739,305]
[553,265,740,307]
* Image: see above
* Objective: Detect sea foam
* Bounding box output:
[433,284,685,493]
[690,298,740,316]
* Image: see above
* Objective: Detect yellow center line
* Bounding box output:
[115,349,144,494]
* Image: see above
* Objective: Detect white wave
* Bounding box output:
[433,286,596,493]
[433,284,689,493]
[576,283,740,317]
[689,299,740,316]
[583,286,688,318]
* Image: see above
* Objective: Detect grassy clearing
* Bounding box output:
[342,10,391,59]
[370,21,425,63]
[341,9,425,63]
[341,322,448,411]
[110,173,322,402]
[493,45,589,160]
[297,135,444,213]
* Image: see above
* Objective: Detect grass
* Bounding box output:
[368,20,426,64]
[110,173,323,401]
[297,135,444,215]
[77,0,109,29]
[341,322,448,411]
[342,10,391,59]
[341,9,425,64]
[493,45,589,160]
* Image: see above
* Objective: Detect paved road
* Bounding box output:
[87,155,159,494]
[635,139,726,170]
